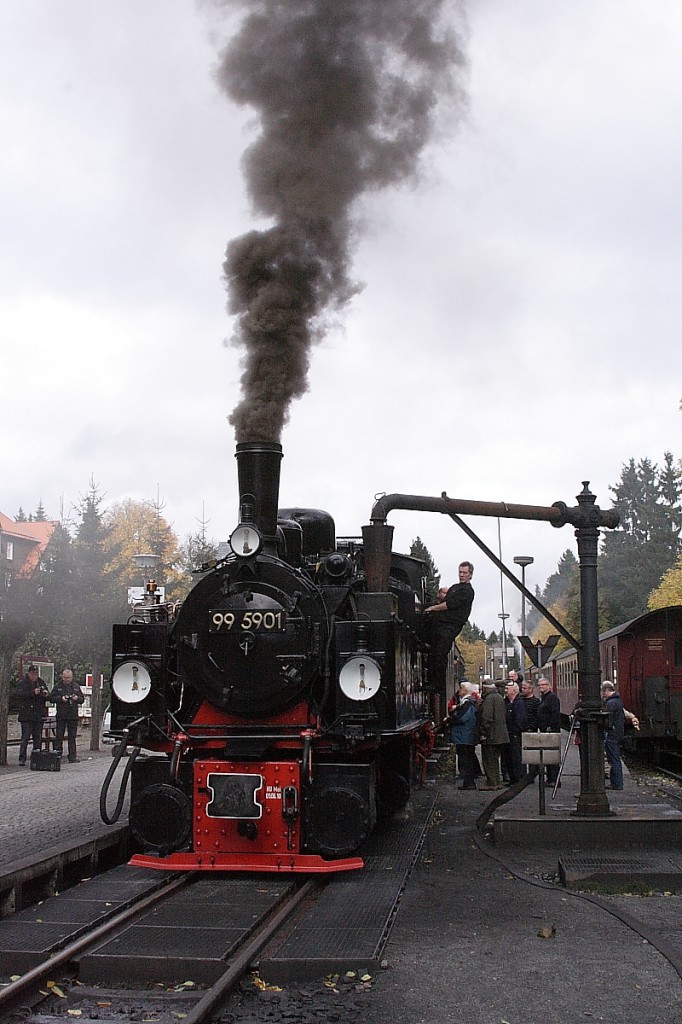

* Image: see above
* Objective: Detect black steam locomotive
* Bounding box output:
[101,442,441,873]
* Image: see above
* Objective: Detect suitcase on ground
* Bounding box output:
[30,750,61,772]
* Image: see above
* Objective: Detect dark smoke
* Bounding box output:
[216,0,465,442]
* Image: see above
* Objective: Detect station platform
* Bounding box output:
[489,735,682,852]
[352,747,682,1024]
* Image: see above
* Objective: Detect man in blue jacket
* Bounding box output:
[601,680,625,790]
[448,682,478,790]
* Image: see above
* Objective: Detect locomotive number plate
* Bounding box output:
[209,609,286,632]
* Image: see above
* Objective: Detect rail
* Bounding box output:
[0,873,322,1024]
[0,873,191,1012]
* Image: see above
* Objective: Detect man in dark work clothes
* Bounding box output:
[424,562,474,694]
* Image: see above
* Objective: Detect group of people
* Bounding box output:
[16,665,85,765]
[446,673,635,793]
[423,564,564,791]
[446,671,562,791]
[423,558,632,794]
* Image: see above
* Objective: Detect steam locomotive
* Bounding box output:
[101,442,442,873]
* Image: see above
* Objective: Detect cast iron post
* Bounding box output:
[573,483,611,816]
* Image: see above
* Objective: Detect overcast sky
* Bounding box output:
[2,0,680,635]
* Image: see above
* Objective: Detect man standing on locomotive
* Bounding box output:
[424,562,475,696]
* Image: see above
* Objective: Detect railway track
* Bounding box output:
[0,762,436,1023]
[0,870,321,1024]
[624,752,682,804]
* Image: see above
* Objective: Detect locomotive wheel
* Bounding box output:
[377,770,411,817]
[304,786,373,858]
[129,783,192,856]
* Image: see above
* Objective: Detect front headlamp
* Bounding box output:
[111,660,152,704]
[229,524,262,558]
[339,656,381,701]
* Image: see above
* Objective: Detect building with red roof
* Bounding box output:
[0,513,58,587]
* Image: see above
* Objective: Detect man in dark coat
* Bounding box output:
[52,668,85,763]
[501,681,529,783]
[424,562,474,696]
[601,680,625,790]
[477,682,509,790]
[520,678,540,732]
[17,665,49,765]
[537,676,562,785]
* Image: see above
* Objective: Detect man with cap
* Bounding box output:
[16,665,49,765]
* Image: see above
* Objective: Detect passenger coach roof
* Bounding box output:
[548,605,682,662]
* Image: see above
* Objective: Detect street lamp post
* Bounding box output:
[498,612,510,679]
[514,555,534,677]
[513,555,534,637]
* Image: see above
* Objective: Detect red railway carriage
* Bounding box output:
[547,606,682,757]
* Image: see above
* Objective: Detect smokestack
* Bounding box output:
[362,523,394,593]
[235,441,283,544]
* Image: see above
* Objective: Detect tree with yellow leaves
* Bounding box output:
[648,555,682,610]
[103,497,185,602]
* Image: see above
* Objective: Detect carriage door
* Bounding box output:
[643,676,669,737]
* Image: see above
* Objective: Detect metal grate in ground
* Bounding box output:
[78,875,295,985]
[0,863,171,974]
[264,792,437,980]
[559,853,682,889]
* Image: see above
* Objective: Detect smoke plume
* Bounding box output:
[216,0,465,442]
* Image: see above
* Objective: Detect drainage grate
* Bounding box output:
[266,793,437,976]
[559,853,682,887]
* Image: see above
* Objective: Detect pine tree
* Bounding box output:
[178,511,219,597]
[15,508,27,523]
[72,481,126,747]
[409,537,440,605]
[460,621,486,642]
[658,451,682,553]
[527,549,578,635]
[599,454,681,625]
